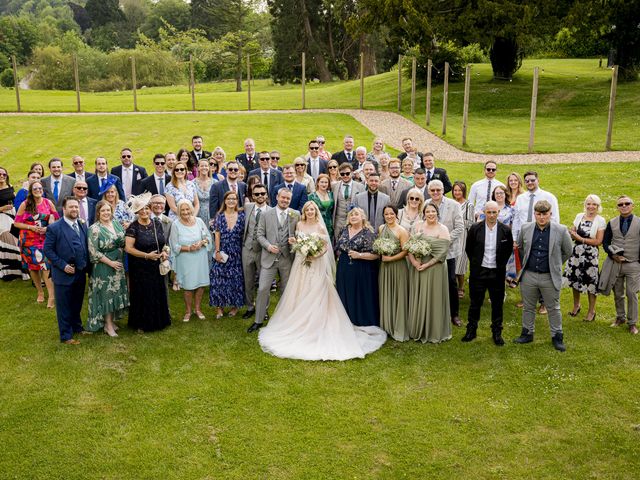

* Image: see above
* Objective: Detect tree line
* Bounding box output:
[0,0,638,92]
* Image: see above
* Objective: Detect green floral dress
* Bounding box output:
[87,220,129,332]
[309,191,335,239]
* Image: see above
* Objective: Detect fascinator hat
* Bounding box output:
[98,176,118,197]
[126,191,153,214]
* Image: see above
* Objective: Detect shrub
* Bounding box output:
[29,46,74,90]
[0,68,14,88]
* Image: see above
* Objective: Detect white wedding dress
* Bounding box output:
[258,233,387,361]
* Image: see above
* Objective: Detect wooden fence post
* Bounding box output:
[461,65,471,145]
[397,54,403,111]
[528,66,539,153]
[425,59,432,126]
[359,52,364,109]
[73,54,81,112]
[442,62,449,135]
[605,65,618,151]
[246,55,251,111]
[11,55,20,112]
[301,52,306,110]
[190,55,196,111]
[131,56,138,112]
[410,57,417,116]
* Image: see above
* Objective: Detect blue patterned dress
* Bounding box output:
[209,211,245,307]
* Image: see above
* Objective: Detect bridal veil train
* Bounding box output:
[258,229,387,361]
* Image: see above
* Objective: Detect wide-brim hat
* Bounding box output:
[126,191,153,214]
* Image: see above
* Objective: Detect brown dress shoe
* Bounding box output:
[63,339,80,345]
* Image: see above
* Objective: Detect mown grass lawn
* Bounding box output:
[1,59,638,154]
[1,113,639,479]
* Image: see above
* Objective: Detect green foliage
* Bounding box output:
[490,37,524,80]
[0,15,40,63]
[0,67,14,87]
[140,0,192,40]
[85,0,124,28]
[29,45,74,90]
[0,53,9,72]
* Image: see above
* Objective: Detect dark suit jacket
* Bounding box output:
[331,150,357,166]
[58,198,97,226]
[111,164,148,197]
[248,168,283,199]
[209,180,247,220]
[189,150,211,165]
[43,218,89,286]
[398,151,424,167]
[426,167,452,195]
[465,221,513,276]
[139,173,172,214]
[87,174,126,201]
[270,182,308,212]
[235,153,259,173]
[306,158,328,177]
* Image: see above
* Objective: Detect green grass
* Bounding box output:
[1,114,640,478]
[1,59,639,154]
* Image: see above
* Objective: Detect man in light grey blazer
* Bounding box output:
[426,179,464,326]
[332,163,365,242]
[379,159,412,208]
[241,183,271,319]
[41,158,75,209]
[354,173,390,231]
[514,200,572,351]
[248,188,300,333]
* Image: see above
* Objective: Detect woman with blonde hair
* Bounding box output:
[165,160,199,220]
[400,158,415,184]
[326,159,340,184]
[294,157,316,194]
[397,188,424,232]
[336,207,380,327]
[564,194,606,322]
[258,200,386,360]
[506,172,524,206]
[211,146,227,177]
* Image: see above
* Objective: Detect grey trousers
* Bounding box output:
[613,261,640,325]
[520,271,563,335]
[254,256,292,324]
[242,247,261,308]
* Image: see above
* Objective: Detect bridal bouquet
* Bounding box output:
[292,232,325,267]
[403,234,433,258]
[373,236,401,256]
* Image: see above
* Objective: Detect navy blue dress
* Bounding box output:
[209,211,245,308]
[336,226,380,327]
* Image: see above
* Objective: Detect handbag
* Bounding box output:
[151,219,170,276]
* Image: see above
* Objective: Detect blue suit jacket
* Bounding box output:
[43,219,89,286]
[87,174,125,201]
[270,182,308,212]
[111,164,148,197]
[208,180,247,220]
[248,168,284,198]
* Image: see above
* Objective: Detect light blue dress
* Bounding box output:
[169,217,212,290]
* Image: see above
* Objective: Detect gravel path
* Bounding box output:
[3,108,638,163]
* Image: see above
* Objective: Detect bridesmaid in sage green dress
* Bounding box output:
[377,205,410,341]
[407,203,452,343]
[87,200,129,337]
[308,174,335,239]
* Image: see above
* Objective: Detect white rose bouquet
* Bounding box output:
[292,232,325,267]
[403,234,433,258]
[373,236,401,256]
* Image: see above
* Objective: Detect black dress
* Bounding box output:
[0,186,21,281]
[126,219,171,332]
[336,226,380,327]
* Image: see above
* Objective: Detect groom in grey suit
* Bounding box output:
[248,188,300,333]
[514,199,572,351]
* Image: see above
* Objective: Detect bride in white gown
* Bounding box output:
[259,201,387,361]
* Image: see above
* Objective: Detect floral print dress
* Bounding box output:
[564,219,600,295]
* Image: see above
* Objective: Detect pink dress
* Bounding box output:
[15,200,59,270]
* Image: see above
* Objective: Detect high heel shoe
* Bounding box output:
[568,306,581,317]
[584,312,596,322]
[183,313,191,322]
[228,308,238,317]
[216,308,224,319]
[195,311,206,320]
[36,293,45,304]
[103,327,118,338]
[47,298,55,309]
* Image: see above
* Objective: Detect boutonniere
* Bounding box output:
[79,218,85,224]
[288,210,295,219]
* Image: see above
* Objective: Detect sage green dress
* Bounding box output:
[87,220,129,332]
[378,226,410,341]
[407,236,451,343]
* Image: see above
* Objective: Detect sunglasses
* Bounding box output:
[0,173,6,177]
[409,197,420,201]
[32,187,43,191]
[295,164,306,167]
[270,156,280,161]
[317,140,325,144]
[309,146,319,150]
[154,161,166,166]
[259,157,270,161]
[340,172,352,177]
[72,161,84,165]
[174,168,186,172]
[74,186,88,191]
[524,179,536,183]
[485,168,496,172]
[121,154,132,159]
[253,192,267,196]
[328,166,337,169]
[227,168,239,172]
[618,202,632,207]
